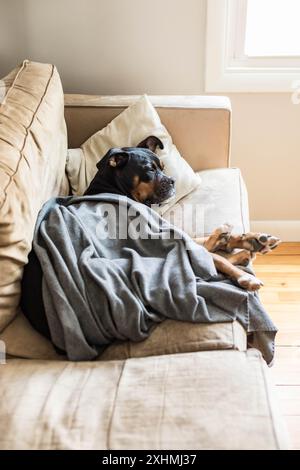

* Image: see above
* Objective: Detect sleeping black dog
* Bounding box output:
[21,136,175,343]
[85,135,175,205]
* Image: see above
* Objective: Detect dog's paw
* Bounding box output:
[226,232,281,254]
[254,234,281,254]
[219,223,234,235]
[204,223,234,252]
[214,223,234,247]
[237,273,264,291]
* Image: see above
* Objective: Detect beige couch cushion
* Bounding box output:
[0,60,68,332]
[0,350,288,449]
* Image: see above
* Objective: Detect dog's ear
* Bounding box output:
[96,149,129,170]
[108,151,129,168]
[137,136,164,153]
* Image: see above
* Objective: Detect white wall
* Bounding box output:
[1,0,299,226]
[1,0,206,94]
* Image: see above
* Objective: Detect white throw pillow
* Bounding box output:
[66,95,200,214]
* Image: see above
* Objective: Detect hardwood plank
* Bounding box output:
[259,302,300,314]
[255,255,300,265]
[269,243,300,256]
[256,276,299,289]
[270,312,300,325]
[253,245,300,449]
[276,291,300,302]
[259,291,300,304]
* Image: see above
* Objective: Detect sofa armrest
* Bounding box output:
[163,168,250,238]
[64,95,231,172]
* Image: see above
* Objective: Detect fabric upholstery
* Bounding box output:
[0,60,68,333]
[0,350,287,450]
[163,168,250,238]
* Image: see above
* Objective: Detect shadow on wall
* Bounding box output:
[0,0,27,75]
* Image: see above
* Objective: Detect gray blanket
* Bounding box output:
[33,194,277,364]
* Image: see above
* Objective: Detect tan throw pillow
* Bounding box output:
[0,60,68,331]
[99,320,246,361]
[66,94,200,214]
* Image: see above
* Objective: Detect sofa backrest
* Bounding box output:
[64,95,231,172]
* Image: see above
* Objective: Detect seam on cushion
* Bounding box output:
[0,63,55,211]
[106,360,126,450]
[133,346,233,358]
[139,337,234,350]
[238,169,246,233]
[34,362,69,449]
[68,366,93,448]
[156,356,170,449]
[258,355,280,449]
[127,341,234,360]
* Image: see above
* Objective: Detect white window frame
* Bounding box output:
[205,0,300,92]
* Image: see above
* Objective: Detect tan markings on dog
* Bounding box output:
[133,175,140,187]
[131,177,156,203]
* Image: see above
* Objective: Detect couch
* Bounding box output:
[0,61,288,450]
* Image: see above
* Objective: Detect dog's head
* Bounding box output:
[85,136,175,206]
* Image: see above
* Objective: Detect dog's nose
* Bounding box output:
[258,234,268,243]
[169,177,175,185]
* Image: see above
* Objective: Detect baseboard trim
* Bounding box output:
[251,220,300,242]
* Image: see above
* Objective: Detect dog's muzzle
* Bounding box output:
[152,175,175,204]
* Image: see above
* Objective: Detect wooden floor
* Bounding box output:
[253,243,300,449]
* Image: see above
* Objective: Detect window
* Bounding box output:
[245,0,300,57]
[205,0,300,92]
